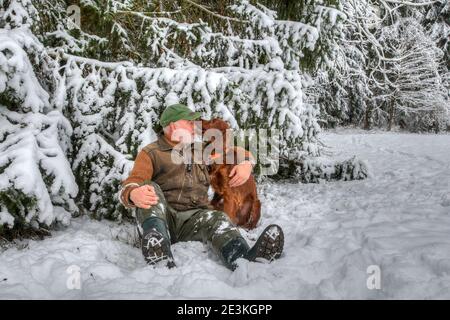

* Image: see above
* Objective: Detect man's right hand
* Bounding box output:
[129,185,159,209]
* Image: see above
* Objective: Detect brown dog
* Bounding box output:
[201,119,261,229]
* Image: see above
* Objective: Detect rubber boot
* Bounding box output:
[219,224,284,271]
[141,217,176,268]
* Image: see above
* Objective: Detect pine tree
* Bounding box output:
[423,0,450,130]
[376,16,447,131]
[310,0,375,128]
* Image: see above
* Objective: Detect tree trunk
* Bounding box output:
[388,98,395,131]
[364,105,372,130]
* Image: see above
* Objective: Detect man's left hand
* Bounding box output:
[229,161,253,187]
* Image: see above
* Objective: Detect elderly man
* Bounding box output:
[119,104,284,270]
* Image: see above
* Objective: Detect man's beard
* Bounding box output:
[171,128,195,145]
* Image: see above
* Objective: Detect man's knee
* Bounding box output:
[208,211,241,252]
[136,181,168,224]
[200,210,231,226]
[213,210,233,223]
[142,179,165,199]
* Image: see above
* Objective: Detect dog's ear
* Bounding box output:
[201,119,212,133]
[202,118,231,135]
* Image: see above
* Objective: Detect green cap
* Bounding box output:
[160,103,202,127]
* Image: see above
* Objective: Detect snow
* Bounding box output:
[0,211,14,228]
[1,129,450,299]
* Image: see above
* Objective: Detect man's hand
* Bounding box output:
[129,185,159,209]
[229,161,253,188]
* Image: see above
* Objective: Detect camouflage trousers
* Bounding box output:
[135,180,243,256]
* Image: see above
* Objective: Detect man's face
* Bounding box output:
[169,119,195,144]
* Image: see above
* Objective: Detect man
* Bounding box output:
[119,103,284,270]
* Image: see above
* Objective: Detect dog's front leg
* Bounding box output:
[223,198,239,225]
[211,192,223,210]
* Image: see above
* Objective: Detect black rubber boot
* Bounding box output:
[219,224,284,271]
[141,217,176,268]
[219,237,250,271]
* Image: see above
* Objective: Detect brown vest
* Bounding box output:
[142,134,211,211]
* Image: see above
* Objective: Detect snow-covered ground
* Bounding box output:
[1,129,449,299]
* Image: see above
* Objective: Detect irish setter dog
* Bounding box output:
[201,119,261,229]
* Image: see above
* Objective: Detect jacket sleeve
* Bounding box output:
[119,150,154,208]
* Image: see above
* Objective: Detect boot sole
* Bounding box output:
[251,224,284,262]
[141,231,176,268]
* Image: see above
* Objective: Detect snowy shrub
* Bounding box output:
[72,134,132,221]
[274,155,369,183]
[0,2,78,236]
[401,104,450,133]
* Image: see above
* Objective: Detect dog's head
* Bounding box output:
[201,118,231,156]
[201,118,230,134]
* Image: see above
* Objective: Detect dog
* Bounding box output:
[200,119,261,229]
